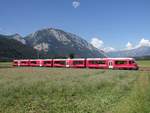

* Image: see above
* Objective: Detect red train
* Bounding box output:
[13,58,139,70]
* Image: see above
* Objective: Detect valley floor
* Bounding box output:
[0,61,150,113]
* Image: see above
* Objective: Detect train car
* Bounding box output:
[43,59,53,67]
[19,59,30,66]
[29,59,44,67]
[86,58,108,69]
[107,58,138,70]
[13,60,21,66]
[13,59,29,67]
[69,58,86,68]
[53,59,66,67]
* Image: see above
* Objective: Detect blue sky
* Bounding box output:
[0,0,150,51]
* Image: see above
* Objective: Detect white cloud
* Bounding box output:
[91,37,104,49]
[90,37,116,52]
[72,0,80,8]
[124,38,150,50]
[91,37,150,52]
[138,38,150,47]
[103,47,116,52]
[126,42,133,50]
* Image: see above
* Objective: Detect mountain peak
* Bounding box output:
[11,33,22,39]
[9,33,26,45]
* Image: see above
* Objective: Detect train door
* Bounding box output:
[66,59,70,68]
[39,60,42,67]
[108,61,113,69]
[18,61,21,67]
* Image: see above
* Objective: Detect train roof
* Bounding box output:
[106,58,134,60]
[86,58,106,60]
[43,59,53,60]
[14,59,30,61]
[70,58,85,60]
[53,59,67,61]
[14,58,135,61]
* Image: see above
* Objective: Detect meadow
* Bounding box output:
[137,60,150,67]
[0,61,150,113]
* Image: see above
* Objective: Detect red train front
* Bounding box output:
[107,58,139,70]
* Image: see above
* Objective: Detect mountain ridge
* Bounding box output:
[107,46,150,58]
[0,28,106,59]
[0,35,36,61]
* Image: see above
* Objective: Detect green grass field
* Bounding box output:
[137,60,150,67]
[0,61,150,113]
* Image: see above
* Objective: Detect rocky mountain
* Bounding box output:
[107,46,150,58]
[24,28,105,58]
[10,34,26,44]
[0,28,106,60]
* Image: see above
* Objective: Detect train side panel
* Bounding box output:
[86,58,109,69]
[53,59,66,67]
[43,59,53,67]
[29,59,44,67]
[69,59,86,68]
[20,59,30,66]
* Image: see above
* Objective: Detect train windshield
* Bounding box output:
[129,60,135,64]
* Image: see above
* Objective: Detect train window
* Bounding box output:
[14,62,18,64]
[129,60,135,64]
[31,61,37,64]
[55,61,66,65]
[99,61,106,64]
[115,61,127,65]
[73,61,84,65]
[89,60,106,64]
[44,61,51,64]
[89,61,94,64]
[21,61,27,64]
